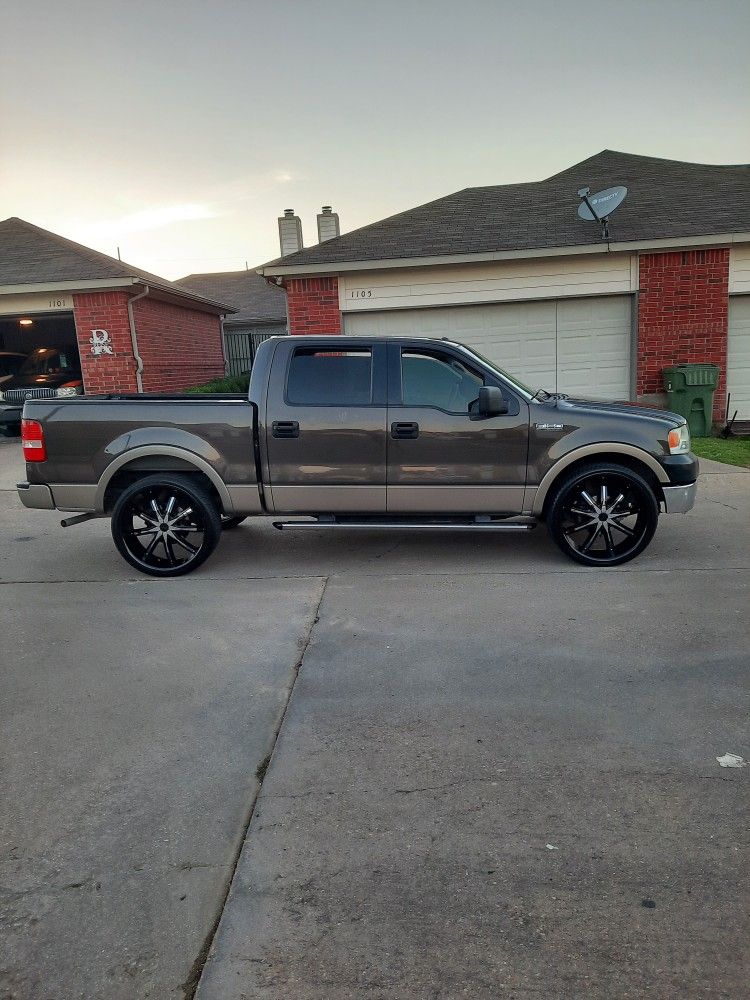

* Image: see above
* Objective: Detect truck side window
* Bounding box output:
[401,350,484,413]
[286,348,373,406]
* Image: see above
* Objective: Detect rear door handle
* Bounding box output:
[272,420,299,438]
[391,421,419,439]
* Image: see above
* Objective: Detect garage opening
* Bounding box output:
[0,312,81,388]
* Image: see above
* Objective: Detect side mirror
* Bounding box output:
[477,386,509,416]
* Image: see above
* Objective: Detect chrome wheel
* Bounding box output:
[549,464,658,567]
[111,474,222,577]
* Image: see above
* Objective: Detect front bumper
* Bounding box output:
[17,482,55,510]
[662,481,697,514]
[660,452,699,485]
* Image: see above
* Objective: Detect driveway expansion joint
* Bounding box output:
[183,575,330,1000]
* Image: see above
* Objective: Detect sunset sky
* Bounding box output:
[2,0,749,280]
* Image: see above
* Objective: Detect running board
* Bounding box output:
[273,518,536,532]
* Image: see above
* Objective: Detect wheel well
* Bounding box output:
[539,453,663,519]
[102,461,223,514]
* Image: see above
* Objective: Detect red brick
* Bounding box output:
[637,250,729,420]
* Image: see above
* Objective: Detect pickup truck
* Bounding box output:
[17,335,698,576]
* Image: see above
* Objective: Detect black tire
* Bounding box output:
[547,462,659,567]
[111,473,222,577]
[221,515,248,530]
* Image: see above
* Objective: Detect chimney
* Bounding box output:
[317,205,340,243]
[278,209,303,256]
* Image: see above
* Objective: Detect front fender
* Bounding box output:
[530,443,670,516]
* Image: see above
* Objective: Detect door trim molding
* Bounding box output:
[387,485,525,514]
[270,485,386,513]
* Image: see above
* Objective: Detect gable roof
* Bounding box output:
[177,269,287,326]
[262,150,750,271]
[0,217,235,312]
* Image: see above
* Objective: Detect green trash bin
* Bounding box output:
[662,364,720,437]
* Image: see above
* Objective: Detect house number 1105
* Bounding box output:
[350,289,373,299]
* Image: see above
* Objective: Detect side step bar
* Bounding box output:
[273,517,536,532]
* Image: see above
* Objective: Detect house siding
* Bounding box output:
[338,253,637,312]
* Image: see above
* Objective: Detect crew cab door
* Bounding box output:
[386,342,529,513]
[265,341,388,513]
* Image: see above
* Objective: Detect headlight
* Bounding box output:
[668,422,690,454]
[55,386,82,398]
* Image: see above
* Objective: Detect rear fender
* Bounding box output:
[95,443,233,514]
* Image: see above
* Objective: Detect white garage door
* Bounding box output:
[344,296,632,399]
[728,296,750,419]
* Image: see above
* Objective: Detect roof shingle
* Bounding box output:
[0,217,234,312]
[177,269,287,326]
[263,151,750,269]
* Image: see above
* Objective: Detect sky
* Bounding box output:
[1,0,749,280]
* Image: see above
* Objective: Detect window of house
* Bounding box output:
[401,349,484,413]
[286,347,373,405]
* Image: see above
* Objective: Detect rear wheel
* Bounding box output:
[111,474,222,577]
[547,462,659,567]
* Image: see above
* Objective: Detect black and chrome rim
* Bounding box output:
[119,485,206,572]
[559,472,650,563]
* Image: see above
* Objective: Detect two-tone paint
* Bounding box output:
[18,335,698,519]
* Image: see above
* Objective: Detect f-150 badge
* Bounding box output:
[535,422,563,430]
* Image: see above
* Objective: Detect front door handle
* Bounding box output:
[391,421,419,439]
[272,420,299,438]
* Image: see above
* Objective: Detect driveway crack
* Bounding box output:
[181,575,329,1000]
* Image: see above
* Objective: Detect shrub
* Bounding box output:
[187,373,250,395]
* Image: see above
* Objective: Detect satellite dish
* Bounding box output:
[577,185,628,240]
[577,186,628,221]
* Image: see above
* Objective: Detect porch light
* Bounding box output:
[19,318,33,326]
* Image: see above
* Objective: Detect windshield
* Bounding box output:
[457,345,536,398]
[19,349,78,377]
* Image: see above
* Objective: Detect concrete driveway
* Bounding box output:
[1,436,748,999]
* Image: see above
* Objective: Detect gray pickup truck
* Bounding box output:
[17,335,698,576]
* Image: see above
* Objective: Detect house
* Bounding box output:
[0,217,233,394]
[178,269,287,376]
[259,151,750,420]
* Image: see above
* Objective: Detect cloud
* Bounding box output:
[83,202,219,239]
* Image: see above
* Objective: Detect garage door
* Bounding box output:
[344,296,632,399]
[728,296,750,419]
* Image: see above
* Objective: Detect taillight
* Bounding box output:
[22,419,47,462]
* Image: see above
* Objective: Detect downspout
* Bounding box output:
[127,285,150,392]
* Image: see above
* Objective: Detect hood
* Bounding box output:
[2,370,83,392]
[552,395,684,427]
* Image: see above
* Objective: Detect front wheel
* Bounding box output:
[547,462,659,567]
[111,474,222,577]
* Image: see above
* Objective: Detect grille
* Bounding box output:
[3,388,59,403]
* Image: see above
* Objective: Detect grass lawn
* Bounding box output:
[692,436,750,468]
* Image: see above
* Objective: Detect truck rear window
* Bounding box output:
[286,348,373,406]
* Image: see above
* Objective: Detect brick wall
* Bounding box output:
[132,297,225,392]
[286,277,341,335]
[637,249,729,419]
[73,291,139,393]
[74,291,225,393]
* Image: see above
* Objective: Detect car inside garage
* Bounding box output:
[0,311,80,370]
[344,294,633,400]
[0,311,82,432]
